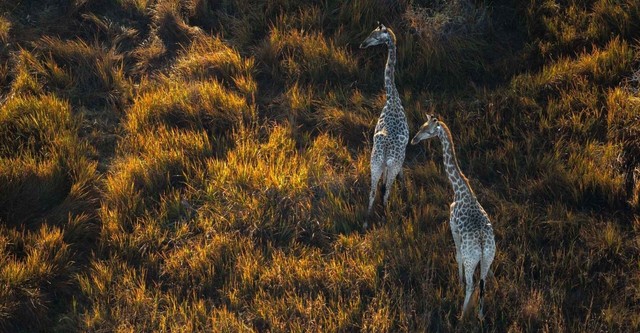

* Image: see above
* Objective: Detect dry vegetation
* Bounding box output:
[0,0,639,332]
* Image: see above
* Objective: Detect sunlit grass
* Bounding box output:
[0,16,10,42]
[0,0,639,332]
[257,27,358,86]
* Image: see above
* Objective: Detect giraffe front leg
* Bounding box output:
[455,243,464,289]
[450,214,463,288]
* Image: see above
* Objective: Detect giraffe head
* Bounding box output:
[411,115,441,145]
[360,22,396,48]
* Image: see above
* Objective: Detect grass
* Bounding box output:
[0,0,639,331]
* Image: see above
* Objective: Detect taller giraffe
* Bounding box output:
[411,115,496,320]
[360,23,409,224]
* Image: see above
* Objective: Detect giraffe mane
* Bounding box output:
[385,27,396,45]
[438,120,475,197]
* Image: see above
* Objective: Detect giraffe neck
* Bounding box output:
[384,37,399,103]
[437,123,474,202]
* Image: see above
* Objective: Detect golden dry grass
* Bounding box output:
[0,0,639,332]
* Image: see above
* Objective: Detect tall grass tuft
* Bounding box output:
[0,16,10,42]
[0,95,94,224]
[402,0,489,88]
[1,0,640,331]
[607,87,640,208]
[170,35,256,97]
[256,27,358,87]
[10,38,131,109]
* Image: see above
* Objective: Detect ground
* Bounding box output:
[0,0,639,332]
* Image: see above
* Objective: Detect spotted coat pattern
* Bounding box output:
[412,118,496,320]
[360,25,409,219]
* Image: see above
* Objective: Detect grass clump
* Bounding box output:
[204,125,356,246]
[170,36,255,89]
[0,224,74,331]
[607,87,640,208]
[0,94,98,225]
[0,94,75,158]
[132,0,203,73]
[8,39,130,109]
[38,36,131,108]
[402,0,489,88]
[0,16,10,42]
[125,79,253,142]
[529,0,640,57]
[0,89,98,332]
[2,0,640,332]
[256,27,358,87]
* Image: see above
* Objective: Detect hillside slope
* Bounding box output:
[1,0,639,331]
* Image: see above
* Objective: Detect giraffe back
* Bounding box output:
[375,98,409,163]
[452,198,493,237]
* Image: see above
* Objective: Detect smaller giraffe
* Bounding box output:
[411,115,496,320]
[360,23,409,224]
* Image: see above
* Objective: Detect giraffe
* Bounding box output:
[360,23,409,225]
[411,115,496,320]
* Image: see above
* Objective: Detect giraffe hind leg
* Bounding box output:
[453,234,464,289]
[478,240,496,320]
[366,158,384,228]
[382,161,401,207]
[461,254,480,319]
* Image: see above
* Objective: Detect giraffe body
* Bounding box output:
[360,24,409,221]
[411,115,496,319]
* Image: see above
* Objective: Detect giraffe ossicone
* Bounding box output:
[360,23,409,226]
[411,115,497,320]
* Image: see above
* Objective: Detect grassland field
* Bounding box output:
[1,0,640,332]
